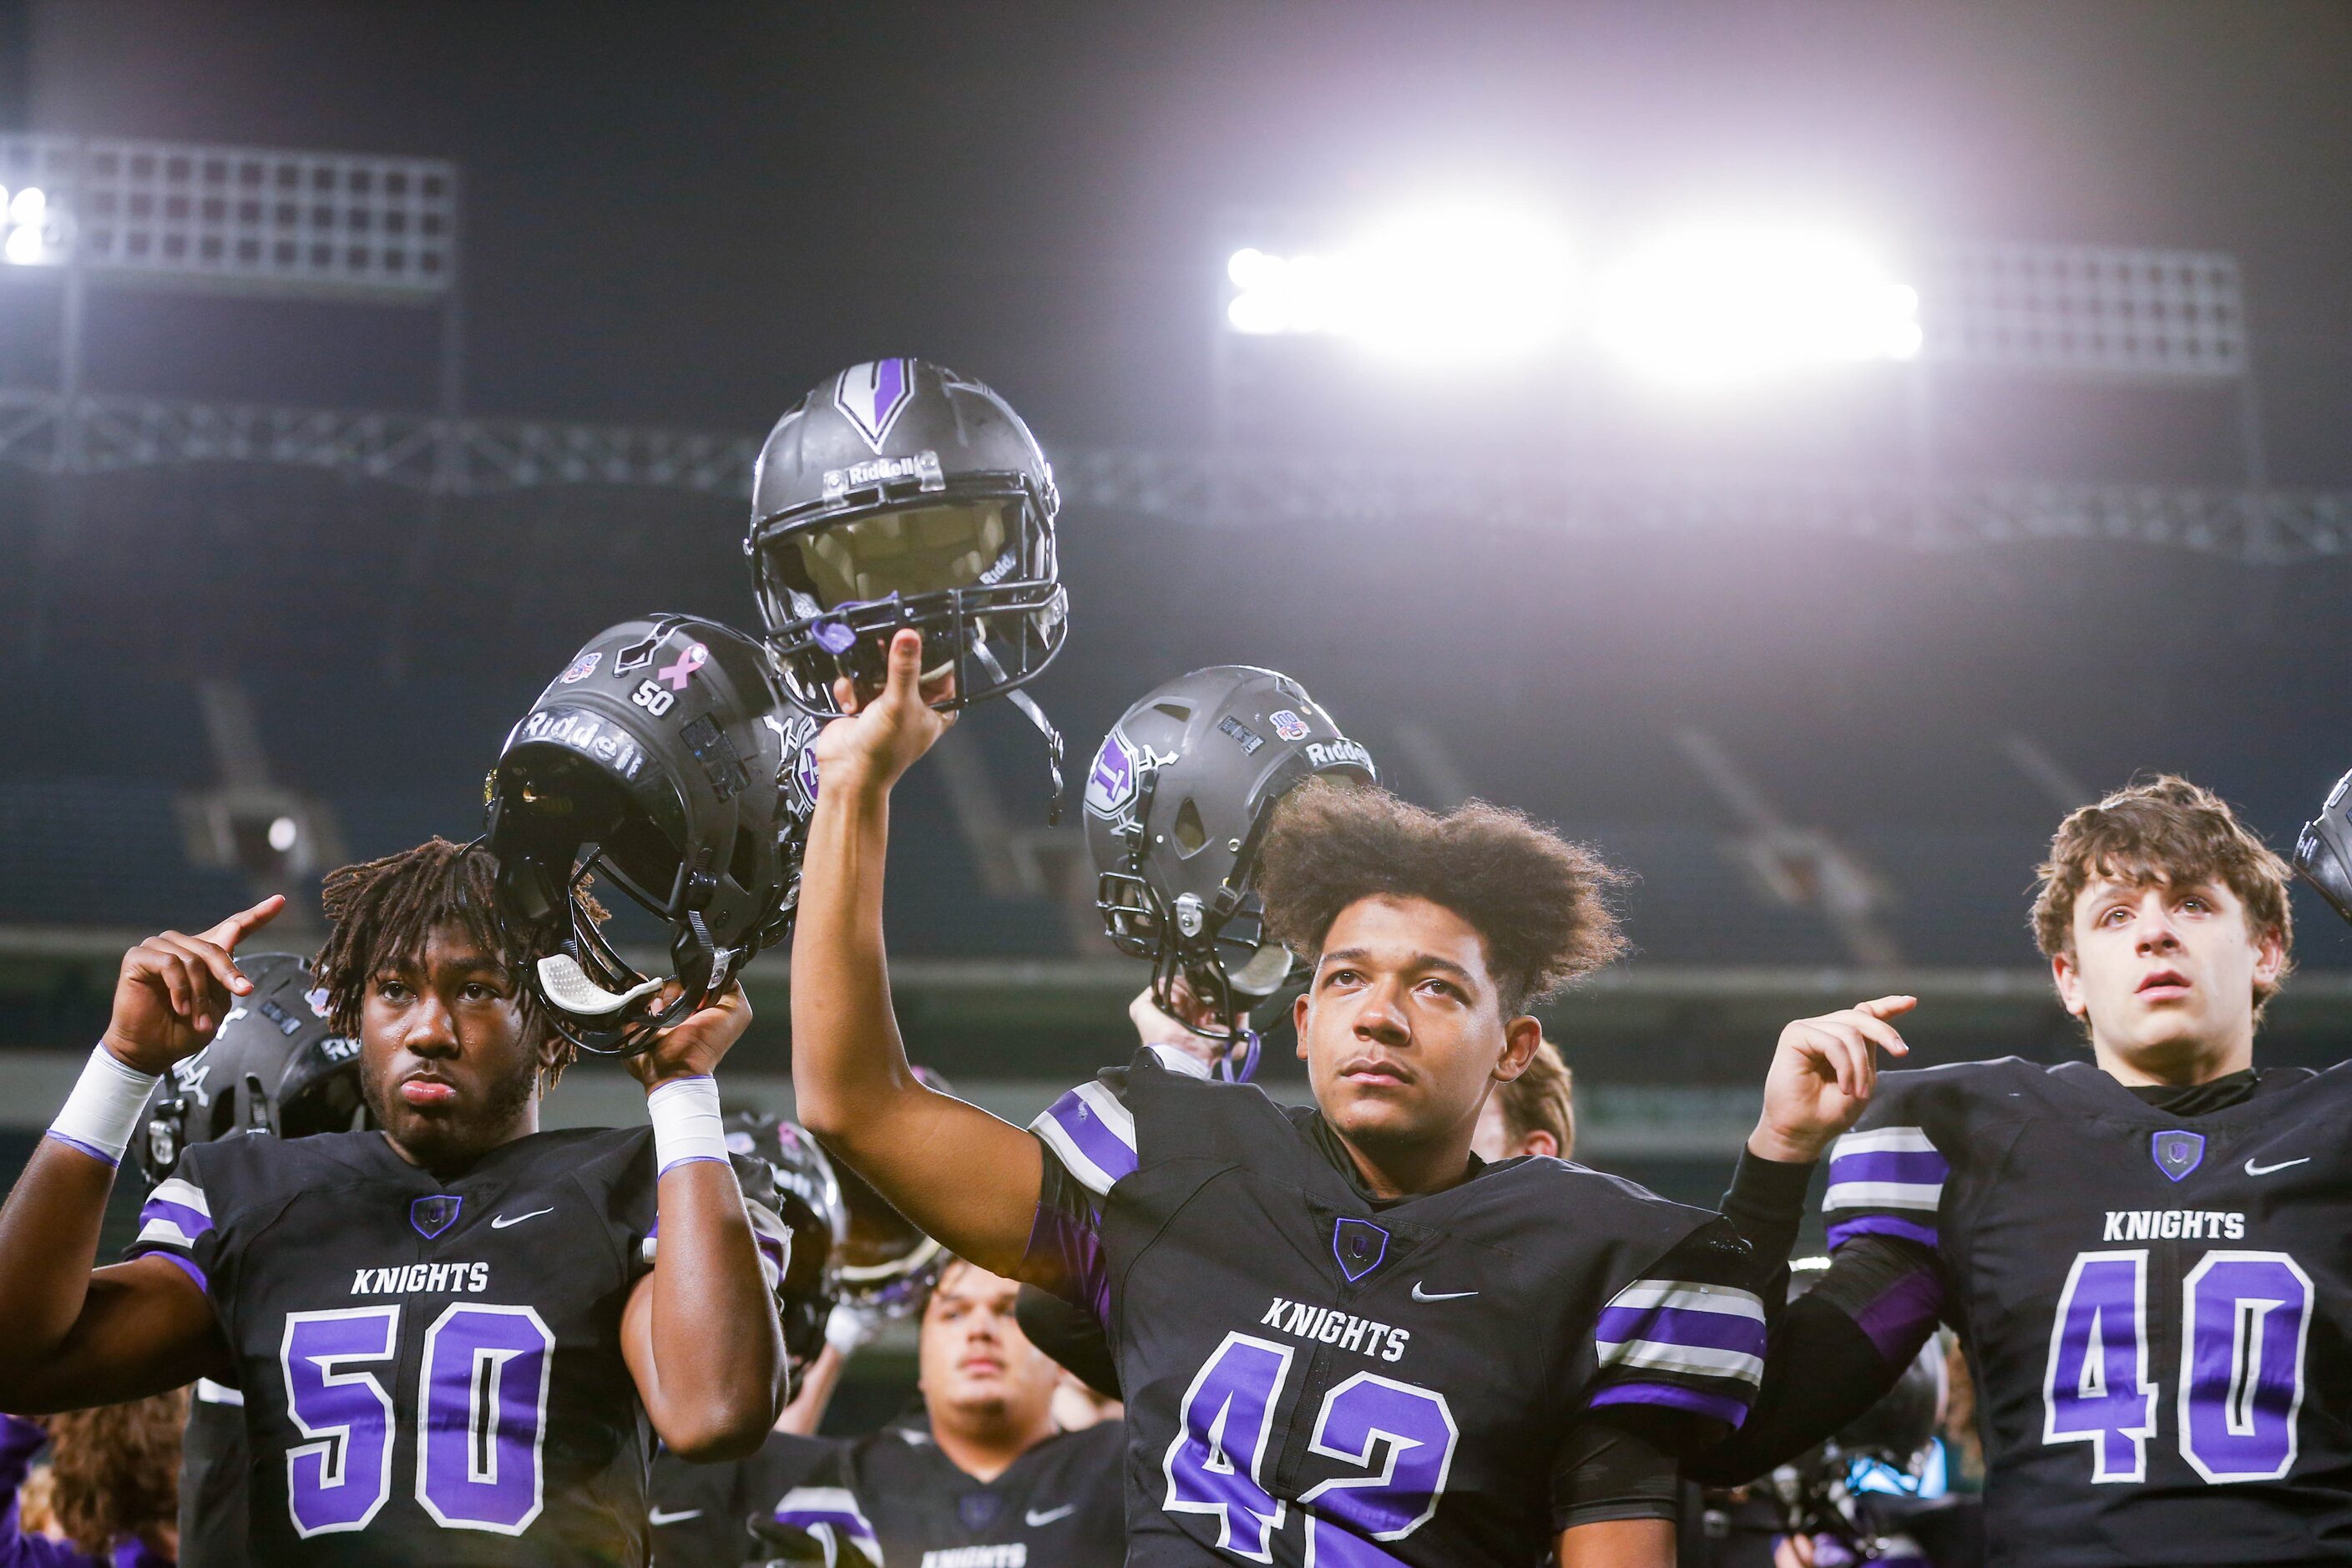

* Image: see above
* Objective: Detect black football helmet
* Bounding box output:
[746,357,1067,817]
[486,615,801,1055]
[2295,766,2352,926]
[724,1111,847,1379]
[1085,666,1378,1079]
[134,953,367,1185]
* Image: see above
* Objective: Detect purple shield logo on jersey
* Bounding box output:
[956,1493,1004,1531]
[1333,1216,1388,1283]
[2152,1129,2205,1182]
[410,1194,463,1240]
[834,358,915,452]
[1084,730,1140,818]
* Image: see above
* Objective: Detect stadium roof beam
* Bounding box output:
[1,387,2349,564]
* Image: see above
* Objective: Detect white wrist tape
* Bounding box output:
[50,1044,163,1167]
[647,1075,727,1175]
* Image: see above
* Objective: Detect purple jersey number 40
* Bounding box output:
[1164,1331,1459,1565]
[2044,1248,2313,1485]
[281,1303,556,1539]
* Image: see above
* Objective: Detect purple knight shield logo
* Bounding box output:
[1333,1216,1389,1283]
[1084,731,1139,818]
[834,358,915,452]
[2151,1129,2205,1182]
[410,1194,463,1240]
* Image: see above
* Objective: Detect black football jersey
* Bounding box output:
[1822,1058,2352,1565]
[178,1378,250,1567]
[1026,1046,1766,1565]
[130,1126,665,1565]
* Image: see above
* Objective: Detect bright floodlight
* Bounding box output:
[1592,226,1921,387]
[1226,203,1574,364]
[268,815,300,852]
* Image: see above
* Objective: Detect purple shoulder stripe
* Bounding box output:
[1590,1380,1752,1429]
[1827,1213,1939,1251]
[134,1248,210,1296]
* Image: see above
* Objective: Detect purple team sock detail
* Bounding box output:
[1853,1267,1947,1368]
[43,1130,120,1167]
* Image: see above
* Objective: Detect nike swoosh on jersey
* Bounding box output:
[2245,1156,2312,1176]
[1025,1504,1076,1526]
[648,1508,703,1525]
[490,1206,554,1229]
[1410,1282,1476,1302]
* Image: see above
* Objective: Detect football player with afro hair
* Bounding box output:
[792,629,1768,1568]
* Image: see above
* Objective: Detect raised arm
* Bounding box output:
[0,901,282,1411]
[622,985,788,1459]
[790,629,1043,1277]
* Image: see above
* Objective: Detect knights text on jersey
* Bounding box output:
[129,1126,663,1566]
[1026,1047,1766,1565]
[1822,1057,2352,1565]
[716,1420,1128,1567]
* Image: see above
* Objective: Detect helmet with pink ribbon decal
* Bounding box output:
[485,614,802,1055]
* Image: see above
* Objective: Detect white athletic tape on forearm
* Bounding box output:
[647,1074,727,1175]
[49,1044,162,1167]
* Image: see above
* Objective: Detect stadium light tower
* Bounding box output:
[0,134,461,412]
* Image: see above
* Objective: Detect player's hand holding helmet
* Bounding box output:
[747,357,1067,812]
[135,952,370,1183]
[486,615,804,1056]
[1085,665,1377,1079]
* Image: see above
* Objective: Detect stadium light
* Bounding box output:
[1225,202,1575,365]
[1,185,61,266]
[1590,226,1921,387]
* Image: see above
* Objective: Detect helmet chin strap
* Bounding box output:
[971,640,1064,825]
[1220,1027,1262,1084]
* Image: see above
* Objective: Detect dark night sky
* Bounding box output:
[22,1,2352,472]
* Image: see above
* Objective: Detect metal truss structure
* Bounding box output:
[3,386,2349,563]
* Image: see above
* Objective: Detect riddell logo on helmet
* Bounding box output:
[822,449,943,498]
[1304,738,1371,771]
[522,709,648,781]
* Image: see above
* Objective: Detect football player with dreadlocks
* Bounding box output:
[0,630,797,1564]
[792,631,1767,1568]
[1694,775,2352,1568]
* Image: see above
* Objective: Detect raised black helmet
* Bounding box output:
[486,615,800,1055]
[1085,666,1377,1078]
[135,953,367,1185]
[2295,766,2352,926]
[746,357,1067,815]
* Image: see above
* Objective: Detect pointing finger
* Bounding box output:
[882,628,925,706]
[1854,994,1917,1020]
[198,895,284,964]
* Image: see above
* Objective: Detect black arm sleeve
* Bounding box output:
[1015,1283,1121,1400]
[1683,1232,1945,1485]
[1550,1411,1685,1530]
[1716,1147,1818,1318]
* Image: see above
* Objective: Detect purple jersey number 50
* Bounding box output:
[282,1303,556,1538]
[1164,1332,1458,1565]
[2044,1247,2312,1485]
